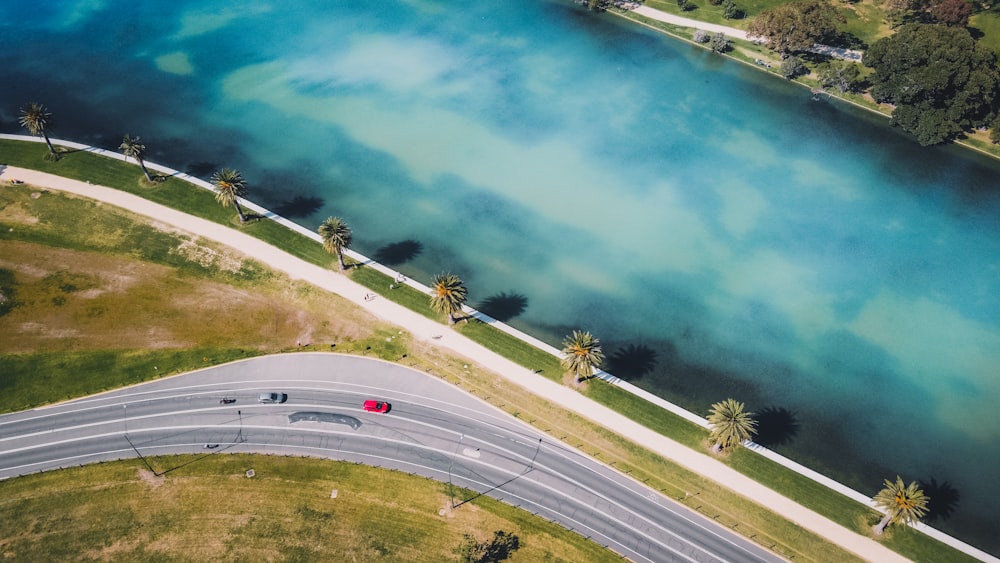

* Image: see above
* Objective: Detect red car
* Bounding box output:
[363,400,391,413]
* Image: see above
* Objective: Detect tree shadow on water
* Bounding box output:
[185,161,218,179]
[919,477,960,522]
[605,344,658,381]
[273,195,325,218]
[753,406,800,447]
[373,240,423,265]
[477,292,528,322]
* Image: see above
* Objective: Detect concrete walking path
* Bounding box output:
[0,165,910,562]
[627,5,863,61]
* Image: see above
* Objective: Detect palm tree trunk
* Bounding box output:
[234,200,247,223]
[872,513,892,535]
[138,159,152,182]
[41,131,56,155]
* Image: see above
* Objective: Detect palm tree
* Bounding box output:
[872,476,930,535]
[19,102,56,156]
[318,216,353,270]
[211,168,248,222]
[430,273,468,325]
[119,134,152,182]
[561,330,605,383]
[707,398,757,453]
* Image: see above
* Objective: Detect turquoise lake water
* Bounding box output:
[1,0,998,551]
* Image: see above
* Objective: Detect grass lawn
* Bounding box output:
[0,142,980,561]
[0,456,616,561]
[971,12,1000,58]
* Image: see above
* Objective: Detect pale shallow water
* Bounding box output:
[1,0,998,551]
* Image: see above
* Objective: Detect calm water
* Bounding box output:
[2,0,998,551]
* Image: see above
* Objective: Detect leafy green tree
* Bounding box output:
[872,476,930,535]
[722,0,743,19]
[430,273,468,325]
[817,60,862,93]
[746,0,844,57]
[318,216,353,271]
[707,398,756,452]
[710,32,731,53]
[561,330,604,383]
[456,530,520,563]
[119,134,153,182]
[779,55,807,79]
[990,115,1000,144]
[211,168,249,222]
[677,0,694,11]
[18,102,56,156]
[864,24,1000,145]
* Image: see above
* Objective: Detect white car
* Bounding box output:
[258,392,287,404]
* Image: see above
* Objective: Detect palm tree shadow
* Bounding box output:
[605,344,658,381]
[919,477,960,522]
[477,292,528,322]
[373,240,423,265]
[273,195,325,218]
[753,406,800,447]
[185,161,218,179]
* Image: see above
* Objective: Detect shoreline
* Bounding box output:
[610,4,1000,162]
[3,135,996,562]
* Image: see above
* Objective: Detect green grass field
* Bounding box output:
[0,456,617,561]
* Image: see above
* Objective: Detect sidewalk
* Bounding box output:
[627,5,863,61]
[0,164,910,562]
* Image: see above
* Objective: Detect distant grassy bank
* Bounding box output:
[0,139,976,562]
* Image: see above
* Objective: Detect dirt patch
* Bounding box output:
[169,238,244,273]
[0,200,40,225]
[138,468,165,488]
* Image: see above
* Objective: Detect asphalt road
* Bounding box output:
[0,354,783,563]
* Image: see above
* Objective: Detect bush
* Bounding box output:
[990,115,1000,144]
[722,0,744,18]
[779,55,807,79]
[710,32,731,53]
[693,30,710,43]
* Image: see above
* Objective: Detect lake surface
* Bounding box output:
[1,0,998,552]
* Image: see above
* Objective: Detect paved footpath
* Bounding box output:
[0,165,909,562]
[627,5,863,61]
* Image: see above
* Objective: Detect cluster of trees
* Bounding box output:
[15,100,938,540]
[743,0,1000,146]
[693,30,732,53]
[864,24,1000,145]
[746,0,844,58]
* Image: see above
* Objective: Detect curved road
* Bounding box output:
[0,354,781,563]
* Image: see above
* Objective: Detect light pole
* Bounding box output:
[448,433,464,509]
[237,410,244,442]
[528,438,542,472]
